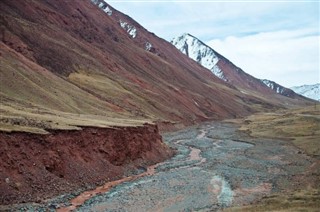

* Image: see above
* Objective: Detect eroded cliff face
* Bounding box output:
[0,124,174,205]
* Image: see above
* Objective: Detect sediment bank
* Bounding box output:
[0,123,174,205]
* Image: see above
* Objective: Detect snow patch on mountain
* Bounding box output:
[291,83,320,101]
[261,79,302,98]
[101,5,112,16]
[91,0,112,16]
[212,65,224,80]
[261,79,285,94]
[171,33,226,81]
[90,0,137,38]
[120,20,137,38]
[145,42,152,51]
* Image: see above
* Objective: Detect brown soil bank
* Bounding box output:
[0,124,173,205]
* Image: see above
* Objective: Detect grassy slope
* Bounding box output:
[224,105,320,211]
[0,43,151,133]
[224,189,320,212]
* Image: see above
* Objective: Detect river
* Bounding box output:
[53,121,313,211]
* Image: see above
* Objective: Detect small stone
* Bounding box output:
[35,196,42,203]
[14,182,22,190]
[5,178,10,184]
[49,203,57,209]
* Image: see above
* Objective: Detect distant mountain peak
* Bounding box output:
[171,33,308,100]
[171,33,227,81]
[291,83,320,101]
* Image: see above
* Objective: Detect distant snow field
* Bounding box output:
[291,83,320,101]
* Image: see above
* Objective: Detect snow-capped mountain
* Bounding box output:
[171,33,226,81]
[171,33,310,100]
[171,33,278,95]
[291,84,320,101]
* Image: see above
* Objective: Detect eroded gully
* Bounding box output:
[57,122,314,211]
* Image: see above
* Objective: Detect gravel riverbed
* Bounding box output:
[11,121,315,211]
[75,122,314,211]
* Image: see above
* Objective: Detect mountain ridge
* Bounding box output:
[261,79,296,97]
[171,33,310,102]
[0,0,314,132]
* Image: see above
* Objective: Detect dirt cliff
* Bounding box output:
[0,124,174,205]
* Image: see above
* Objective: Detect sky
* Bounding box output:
[107,0,319,87]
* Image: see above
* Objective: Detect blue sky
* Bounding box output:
[108,0,319,87]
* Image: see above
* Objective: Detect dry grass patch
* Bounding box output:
[239,105,320,156]
[0,102,153,134]
[224,189,320,212]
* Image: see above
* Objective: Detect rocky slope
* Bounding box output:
[291,83,320,101]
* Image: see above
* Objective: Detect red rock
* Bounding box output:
[0,124,173,205]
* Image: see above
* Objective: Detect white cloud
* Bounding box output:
[206,29,320,87]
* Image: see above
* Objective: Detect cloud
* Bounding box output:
[206,29,319,87]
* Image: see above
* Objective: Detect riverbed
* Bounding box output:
[11,121,315,211]
[65,121,313,211]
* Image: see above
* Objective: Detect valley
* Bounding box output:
[0,0,318,211]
